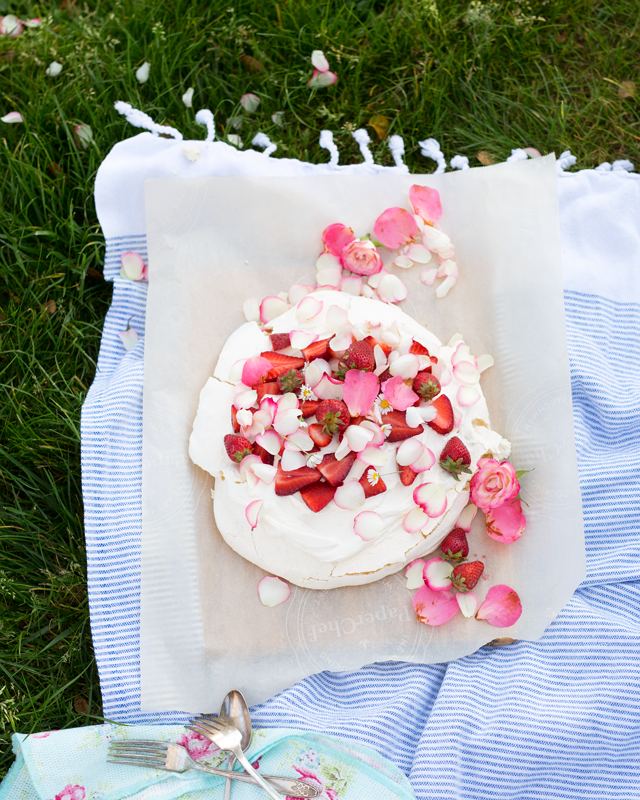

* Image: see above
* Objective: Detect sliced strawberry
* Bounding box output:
[317,451,358,487]
[301,399,320,418]
[231,405,240,433]
[256,382,281,401]
[302,338,331,361]
[378,368,393,383]
[409,340,430,356]
[427,394,454,435]
[359,469,387,498]
[430,355,439,365]
[364,335,391,357]
[274,464,321,496]
[399,464,418,486]
[384,410,423,443]
[269,332,291,351]
[261,351,305,380]
[299,481,337,512]
[308,423,333,448]
[253,444,274,465]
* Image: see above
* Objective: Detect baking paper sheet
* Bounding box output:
[141,156,585,712]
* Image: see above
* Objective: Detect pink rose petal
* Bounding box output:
[305,359,330,389]
[288,284,315,304]
[523,147,542,158]
[329,330,353,352]
[453,360,480,385]
[396,438,424,466]
[451,342,474,366]
[334,481,365,510]
[311,49,330,72]
[255,430,282,455]
[423,557,454,591]
[1,111,23,123]
[245,500,263,530]
[394,255,414,269]
[377,273,408,304]
[277,393,299,411]
[457,384,481,407]
[260,296,290,323]
[243,298,261,322]
[389,353,420,380]
[457,591,479,617]
[257,576,290,607]
[308,69,338,87]
[322,223,355,256]
[340,274,363,295]
[234,389,258,409]
[373,207,419,249]
[411,446,435,473]
[290,330,319,350]
[405,558,427,589]
[239,454,262,488]
[359,420,385,446]
[343,369,379,417]
[409,185,443,223]
[413,584,459,626]
[406,243,432,264]
[413,482,447,517]
[420,267,437,286]
[456,503,478,532]
[241,356,272,387]
[118,328,139,351]
[353,510,384,541]
[313,373,344,401]
[316,267,342,288]
[485,496,526,544]
[357,445,388,467]
[344,424,375,452]
[316,251,342,271]
[295,295,323,321]
[240,93,260,113]
[273,407,302,436]
[475,584,522,628]
[383,375,419,411]
[476,354,494,373]
[402,506,430,533]
[326,305,349,332]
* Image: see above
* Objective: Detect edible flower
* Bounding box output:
[307,50,338,88]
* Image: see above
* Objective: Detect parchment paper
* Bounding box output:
[141,156,585,712]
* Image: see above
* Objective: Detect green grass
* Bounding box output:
[1,0,639,777]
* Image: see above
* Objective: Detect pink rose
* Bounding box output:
[55,786,85,800]
[486,495,526,543]
[469,458,520,512]
[291,766,338,800]
[176,730,216,761]
[340,239,383,276]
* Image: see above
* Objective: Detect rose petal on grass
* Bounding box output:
[373,207,419,249]
[354,510,384,541]
[413,584,459,626]
[260,296,291,323]
[182,87,194,107]
[311,49,330,72]
[308,69,338,87]
[343,369,379,417]
[476,584,522,627]
[383,375,419,411]
[135,61,151,83]
[413,482,447,517]
[245,500,263,531]
[2,111,23,123]
[409,185,443,223]
[257,576,290,607]
[405,558,426,589]
[457,591,479,617]
[240,93,260,112]
[46,61,63,77]
[486,496,526,543]
[423,557,454,591]
[334,481,365,510]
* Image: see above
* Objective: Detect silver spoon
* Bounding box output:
[220,689,252,800]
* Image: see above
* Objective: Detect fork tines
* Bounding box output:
[107,740,169,769]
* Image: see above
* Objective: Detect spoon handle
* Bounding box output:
[223,754,235,800]
[233,747,283,800]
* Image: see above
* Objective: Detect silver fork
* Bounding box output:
[187,717,284,800]
[108,741,318,798]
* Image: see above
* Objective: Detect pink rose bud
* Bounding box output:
[469,458,520,513]
[339,239,383,276]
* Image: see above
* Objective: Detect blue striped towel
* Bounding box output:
[81,130,640,798]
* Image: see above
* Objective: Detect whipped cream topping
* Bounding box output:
[189,291,511,571]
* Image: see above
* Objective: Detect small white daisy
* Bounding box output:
[367,468,380,486]
[300,384,316,401]
[380,423,392,439]
[307,451,322,468]
[375,395,393,415]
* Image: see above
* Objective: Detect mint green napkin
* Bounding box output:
[0,724,415,800]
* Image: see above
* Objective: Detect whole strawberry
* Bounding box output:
[413,371,440,402]
[224,433,253,463]
[335,340,375,379]
[277,368,303,394]
[450,560,484,591]
[439,436,472,480]
[440,527,469,562]
[315,399,350,435]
